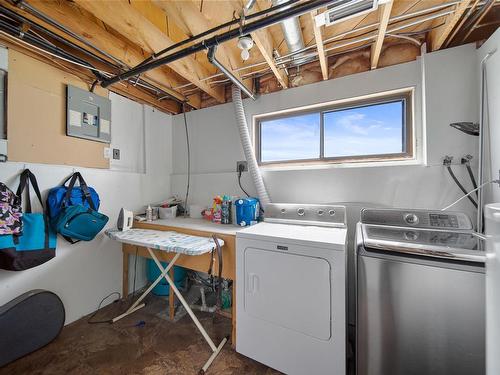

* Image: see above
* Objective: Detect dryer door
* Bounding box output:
[244,247,331,340]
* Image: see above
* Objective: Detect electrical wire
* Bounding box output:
[183,104,191,217]
[237,168,250,197]
[0,29,111,75]
[87,292,121,324]
[441,180,499,211]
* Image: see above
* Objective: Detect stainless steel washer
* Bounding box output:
[355,208,485,375]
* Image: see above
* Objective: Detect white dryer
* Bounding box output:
[236,204,347,375]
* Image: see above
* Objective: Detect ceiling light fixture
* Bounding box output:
[238,35,254,61]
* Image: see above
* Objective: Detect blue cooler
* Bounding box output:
[235,198,260,226]
[147,259,186,296]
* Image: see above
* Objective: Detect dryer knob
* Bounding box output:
[328,209,335,216]
[318,209,324,216]
[297,208,305,216]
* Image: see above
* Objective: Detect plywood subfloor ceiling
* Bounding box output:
[0,0,498,113]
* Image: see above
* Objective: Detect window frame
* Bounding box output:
[254,89,414,167]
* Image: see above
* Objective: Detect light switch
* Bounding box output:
[103,147,111,159]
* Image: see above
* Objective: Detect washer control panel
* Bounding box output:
[264,203,346,227]
[361,208,473,230]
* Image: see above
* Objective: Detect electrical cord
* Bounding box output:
[183,104,191,218]
[87,292,121,324]
[446,166,478,208]
[88,247,140,324]
[237,164,250,197]
[441,179,499,211]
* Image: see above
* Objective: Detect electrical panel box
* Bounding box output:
[66,85,111,143]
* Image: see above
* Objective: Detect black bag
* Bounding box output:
[0,290,65,367]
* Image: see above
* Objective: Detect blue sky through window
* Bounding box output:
[324,101,404,157]
[261,112,320,162]
[259,100,405,163]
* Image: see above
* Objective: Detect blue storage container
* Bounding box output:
[235,198,260,226]
[146,259,186,296]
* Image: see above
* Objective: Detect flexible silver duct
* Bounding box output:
[231,85,271,208]
[272,0,311,65]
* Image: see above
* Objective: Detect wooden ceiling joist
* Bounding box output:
[251,29,289,89]
[246,0,288,89]
[151,0,253,94]
[0,35,181,114]
[311,9,328,80]
[11,0,188,109]
[371,0,394,70]
[461,0,496,42]
[428,0,474,51]
[72,0,225,104]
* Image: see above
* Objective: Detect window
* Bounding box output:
[255,90,413,166]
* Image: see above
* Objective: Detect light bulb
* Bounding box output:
[241,49,250,61]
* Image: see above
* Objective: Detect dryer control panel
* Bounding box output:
[361,208,473,230]
[264,203,346,227]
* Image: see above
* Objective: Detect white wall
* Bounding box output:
[478,29,500,204]
[170,44,480,326]
[109,92,146,173]
[171,44,479,219]
[0,95,173,324]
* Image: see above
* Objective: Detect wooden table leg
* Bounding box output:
[122,248,129,298]
[169,267,175,320]
[231,280,236,348]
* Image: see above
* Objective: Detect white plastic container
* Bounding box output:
[158,205,177,219]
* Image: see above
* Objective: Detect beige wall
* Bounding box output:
[7,49,109,168]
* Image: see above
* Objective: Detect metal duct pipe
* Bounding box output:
[272,0,311,65]
[207,46,256,100]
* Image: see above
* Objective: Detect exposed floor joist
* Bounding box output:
[0,0,497,112]
[72,0,225,103]
[247,0,289,89]
[0,35,181,114]
[151,0,253,94]
[429,0,475,51]
[371,0,394,70]
[251,29,289,89]
[461,0,496,41]
[311,9,328,80]
[2,0,189,108]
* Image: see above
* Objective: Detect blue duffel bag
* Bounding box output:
[0,169,57,271]
[46,172,100,223]
[48,172,108,243]
[53,204,108,242]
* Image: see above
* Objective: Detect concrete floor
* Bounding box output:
[1,295,279,375]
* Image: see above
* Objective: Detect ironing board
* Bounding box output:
[106,228,227,374]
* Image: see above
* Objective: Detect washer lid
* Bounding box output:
[237,222,347,249]
[362,225,485,263]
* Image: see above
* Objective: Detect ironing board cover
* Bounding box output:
[105,228,224,256]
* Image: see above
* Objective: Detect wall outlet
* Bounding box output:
[113,148,120,160]
[237,160,248,172]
